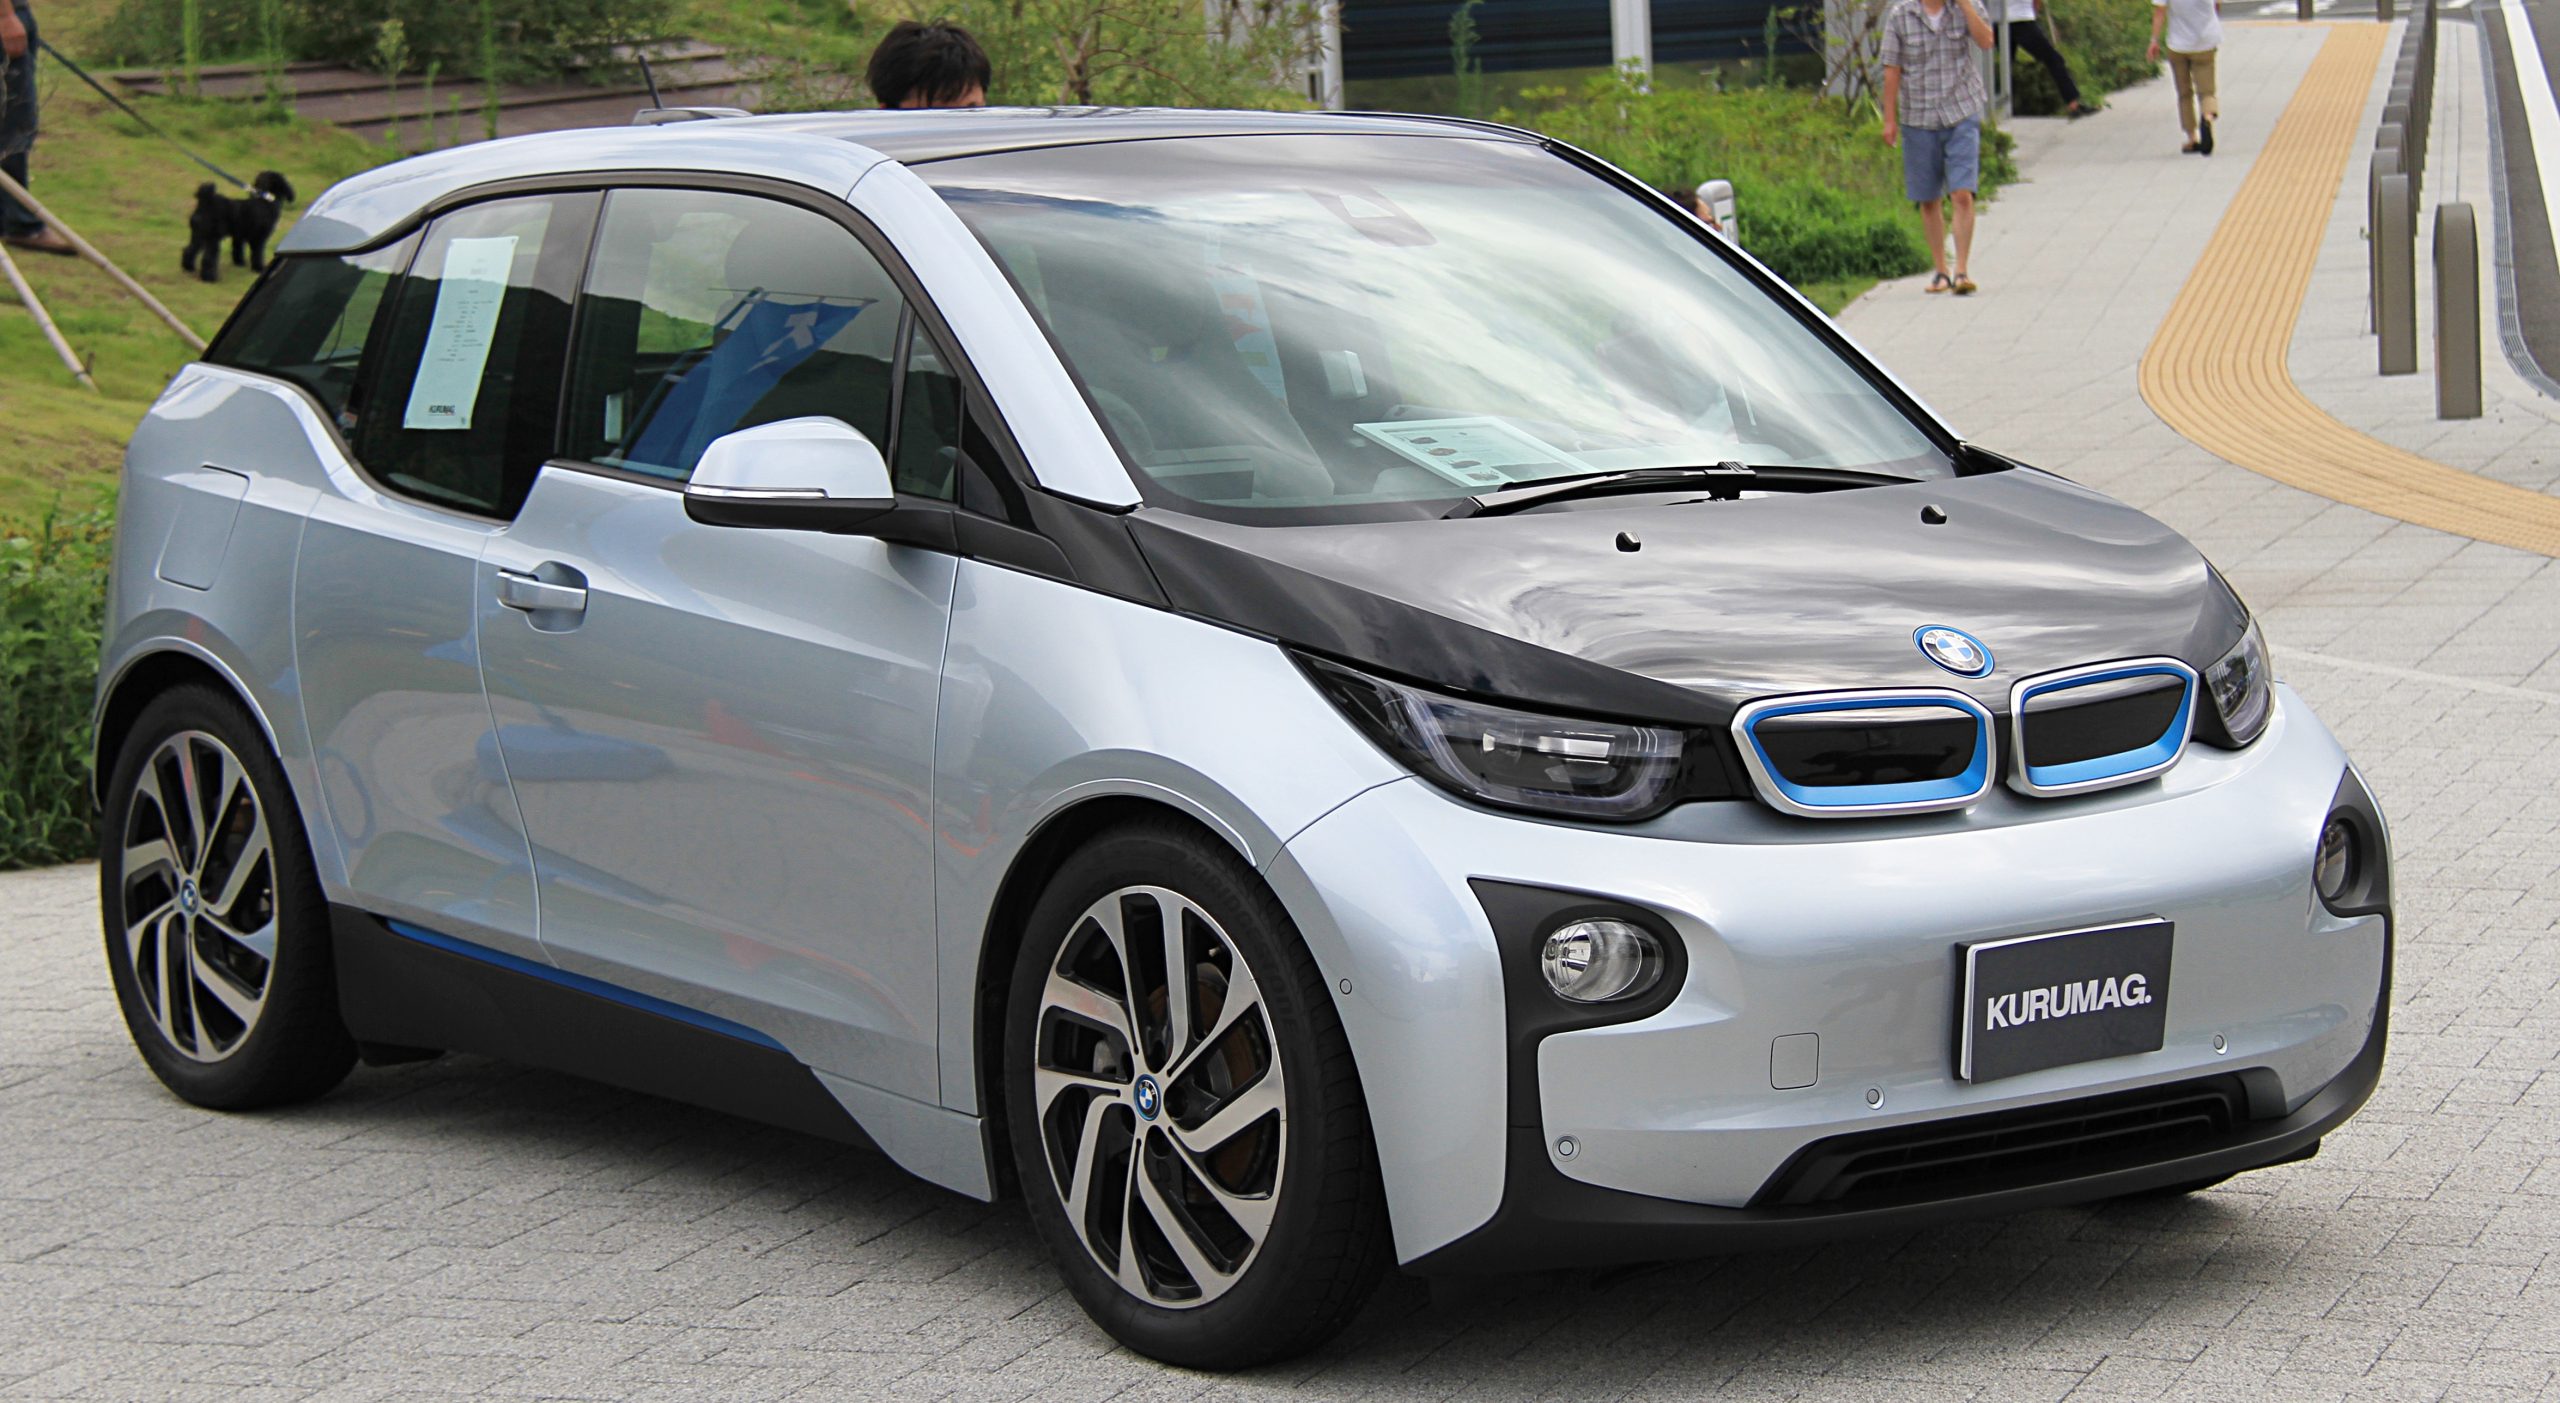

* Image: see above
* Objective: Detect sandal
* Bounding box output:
[1952,274,1978,295]
[2181,140,2202,154]
[1925,272,1953,294]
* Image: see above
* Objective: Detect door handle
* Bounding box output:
[494,568,588,615]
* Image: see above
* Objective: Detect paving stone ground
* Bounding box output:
[7,27,2560,1403]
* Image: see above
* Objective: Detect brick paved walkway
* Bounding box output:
[7,28,2560,1401]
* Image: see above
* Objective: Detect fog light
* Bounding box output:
[1539,919,1662,1003]
[2314,815,2357,906]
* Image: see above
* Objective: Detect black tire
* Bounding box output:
[98,684,357,1109]
[1004,819,1390,1369]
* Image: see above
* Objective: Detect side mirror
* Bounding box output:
[683,416,896,532]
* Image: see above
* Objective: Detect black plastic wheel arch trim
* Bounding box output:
[331,907,871,1147]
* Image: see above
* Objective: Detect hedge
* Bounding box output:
[1,505,111,871]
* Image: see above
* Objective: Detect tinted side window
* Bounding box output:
[354,193,595,518]
[562,189,903,482]
[893,325,963,501]
[206,236,417,432]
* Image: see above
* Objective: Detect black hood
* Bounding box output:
[1127,467,2249,729]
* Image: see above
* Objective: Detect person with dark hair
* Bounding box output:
[865,20,992,110]
[1660,184,1725,234]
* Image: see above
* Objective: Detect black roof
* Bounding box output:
[718,106,1541,163]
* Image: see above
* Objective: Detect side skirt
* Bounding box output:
[330,906,871,1147]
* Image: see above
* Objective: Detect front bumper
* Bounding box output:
[1266,685,2390,1269]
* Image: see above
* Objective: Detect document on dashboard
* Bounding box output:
[1352,417,1587,490]
[402,235,518,431]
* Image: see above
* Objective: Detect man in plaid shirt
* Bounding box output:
[1880,0,1995,294]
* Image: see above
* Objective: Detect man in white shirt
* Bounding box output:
[2004,0,2095,118]
[2148,0,2224,154]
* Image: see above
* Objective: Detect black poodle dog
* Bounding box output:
[182,170,296,283]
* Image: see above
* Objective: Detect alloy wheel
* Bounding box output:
[117,730,278,1062]
[1032,885,1287,1307]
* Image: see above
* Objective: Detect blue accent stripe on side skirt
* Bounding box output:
[381,920,787,1052]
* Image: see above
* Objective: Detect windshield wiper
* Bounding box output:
[1447,462,1894,519]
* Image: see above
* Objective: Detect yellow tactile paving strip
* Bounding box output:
[2139,23,2560,558]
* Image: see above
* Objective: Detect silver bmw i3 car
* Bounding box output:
[96,107,2390,1368]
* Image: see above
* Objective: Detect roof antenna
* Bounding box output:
[637,53,665,109]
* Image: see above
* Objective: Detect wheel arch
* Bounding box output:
[93,643,291,805]
[968,792,1253,1198]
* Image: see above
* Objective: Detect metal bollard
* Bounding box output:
[2378,172,2417,374]
[2297,0,2312,18]
[2371,147,2403,328]
[2436,203,2482,417]
[2380,0,2394,21]
[2377,124,2406,256]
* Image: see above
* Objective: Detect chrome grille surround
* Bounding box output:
[1731,688,1997,818]
[2006,657,2200,798]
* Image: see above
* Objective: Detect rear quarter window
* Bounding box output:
[205,236,417,433]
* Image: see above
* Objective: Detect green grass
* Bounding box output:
[0,70,390,517]
[1798,277,1874,316]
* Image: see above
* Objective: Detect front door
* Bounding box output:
[476,188,958,1099]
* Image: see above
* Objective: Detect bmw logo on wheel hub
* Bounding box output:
[177,878,200,915]
[1915,625,1994,678]
[1133,1074,1162,1121]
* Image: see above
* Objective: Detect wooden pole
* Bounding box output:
[0,241,101,392]
[0,168,207,352]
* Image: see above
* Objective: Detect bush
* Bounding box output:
[1,503,111,871]
[2012,0,2157,115]
[97,0,676,82]
[1743,181,1930,284]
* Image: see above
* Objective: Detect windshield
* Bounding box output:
[927,133,1950,522]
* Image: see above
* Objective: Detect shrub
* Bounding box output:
[1498,74,1966,286]
[732,0,1319,113]
[0,503,112,872]
[1743,181,1931,284]
[97,0,676,82]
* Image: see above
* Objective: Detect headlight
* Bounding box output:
[1301,657,1685,819]
[2203,620,2272,746]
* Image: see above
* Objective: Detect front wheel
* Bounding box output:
[1004,821,1389,1369]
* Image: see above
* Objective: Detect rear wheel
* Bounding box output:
[99,685,356,1109]
[1004,821,1388,1368]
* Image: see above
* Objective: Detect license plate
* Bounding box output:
[1958,920,2173,1082]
